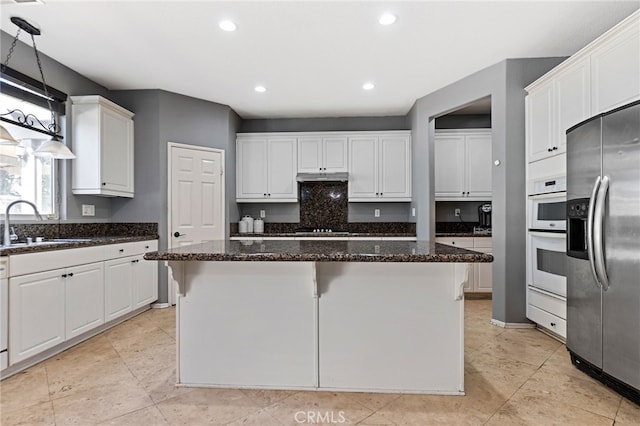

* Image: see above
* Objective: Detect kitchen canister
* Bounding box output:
[242,215,254,233]
[254,218,264,234]
[238,220,248,233]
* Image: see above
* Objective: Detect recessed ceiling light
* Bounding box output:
[219,20,237,32]
[378,13,397,26]
[254,85,267,93]
[362,82,375,91]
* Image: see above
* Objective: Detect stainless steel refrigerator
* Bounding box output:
[566,100,639,404]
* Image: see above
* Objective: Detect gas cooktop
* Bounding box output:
[295,227,349,234]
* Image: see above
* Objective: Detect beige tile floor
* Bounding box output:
[1,300,639,425]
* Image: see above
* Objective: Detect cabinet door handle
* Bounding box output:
[68,273,74,277]
[61,274,67,278]
[550,322,556,327]
[553,146,558,151]
[380,192,383,196]
[263,193,267,197]
[102,182,106,186]
[119,249,124,252]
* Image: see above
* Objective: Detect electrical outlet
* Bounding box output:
[412,207,416,217]
[374,209,380,217]
[454,208,461,217]
[260,210,266,218]
[82,204,95,216]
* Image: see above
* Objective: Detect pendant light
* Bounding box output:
[0,125,19,145]
[1,17,75,159]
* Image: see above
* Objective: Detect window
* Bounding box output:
[0,92,56,216]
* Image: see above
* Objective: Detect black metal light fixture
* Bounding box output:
[1,16,75,159]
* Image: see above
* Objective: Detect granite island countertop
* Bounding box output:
[0,235,159,256]
[144,240,493,263]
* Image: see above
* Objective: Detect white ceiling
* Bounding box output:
[1,1,638,119]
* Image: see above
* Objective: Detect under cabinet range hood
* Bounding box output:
[296,172,348,182]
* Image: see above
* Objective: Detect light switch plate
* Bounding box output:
[82,204,95,216]
[260,210,266,218]
[374,209,380,217]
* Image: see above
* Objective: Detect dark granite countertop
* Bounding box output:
[144,240,493,263]
[231,232,416,238]
[435,232,492,238]
[0,235,159,256]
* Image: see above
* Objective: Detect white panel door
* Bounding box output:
[104,257,133,322]
[465,134,492,198]
[170,144,225,247]
[323,136,348,172]
[555,57,591,155]
[434,134,465,198]
[297,137,323,173]
[348,136,378,199]
[65,262,105,339]
[379,135,411,199]
[100,107,134,194]
[526,82,554,162]
[267,137,297,199]
[590,23,640,114]
[236,138,267,199]
[9,270,65,364]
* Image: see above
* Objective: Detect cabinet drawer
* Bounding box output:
[528,287,566,319]
[435,237,474,248]
[473,237,492,248]
[104,240,157,259]
[527,304,566,338]
[9,245,106,277]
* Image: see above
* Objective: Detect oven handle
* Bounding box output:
[587,176,602,289]
[593,175,610,291]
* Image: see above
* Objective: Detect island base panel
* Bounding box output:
[317,262,464,393]
[178,261,318,388]
[176,261,466,393]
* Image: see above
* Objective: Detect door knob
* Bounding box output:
[174,232,185,238]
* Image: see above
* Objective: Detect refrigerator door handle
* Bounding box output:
[594,175,610,291]
[587,176,602,288]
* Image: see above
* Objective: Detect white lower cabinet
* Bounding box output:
[65,262,105,339]
[134,254,158,308]
[435,237,492,293]
[7,239,158,367]
[105,257,135,321]
[9,270,65,364]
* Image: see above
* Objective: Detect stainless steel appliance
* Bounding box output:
[529,176,566,231]
[478,203,492,228]
[566,100,639,404]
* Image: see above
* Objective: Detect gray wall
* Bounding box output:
[1,30,113,221]
[110,89,239,303]
[409,57,565,324]
[240,116,409,133]
[435,114,491,129]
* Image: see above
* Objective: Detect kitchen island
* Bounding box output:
[145,240,492,395]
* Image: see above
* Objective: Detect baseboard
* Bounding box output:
[490,318,536,329]
[151,302,172,309]
[465,293,492,300]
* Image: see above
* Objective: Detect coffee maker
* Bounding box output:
[478,203,492,228]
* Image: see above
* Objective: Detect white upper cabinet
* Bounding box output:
[298,136,348,173]
[526,58,590,163]
[435,130,492,201]
[71,95,135,197]
[348,132,411,202]
[590,18,640,115]
[526,10,639,165]
[236,136,297,202]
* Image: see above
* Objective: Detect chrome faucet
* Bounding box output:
[3,200,43,247]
